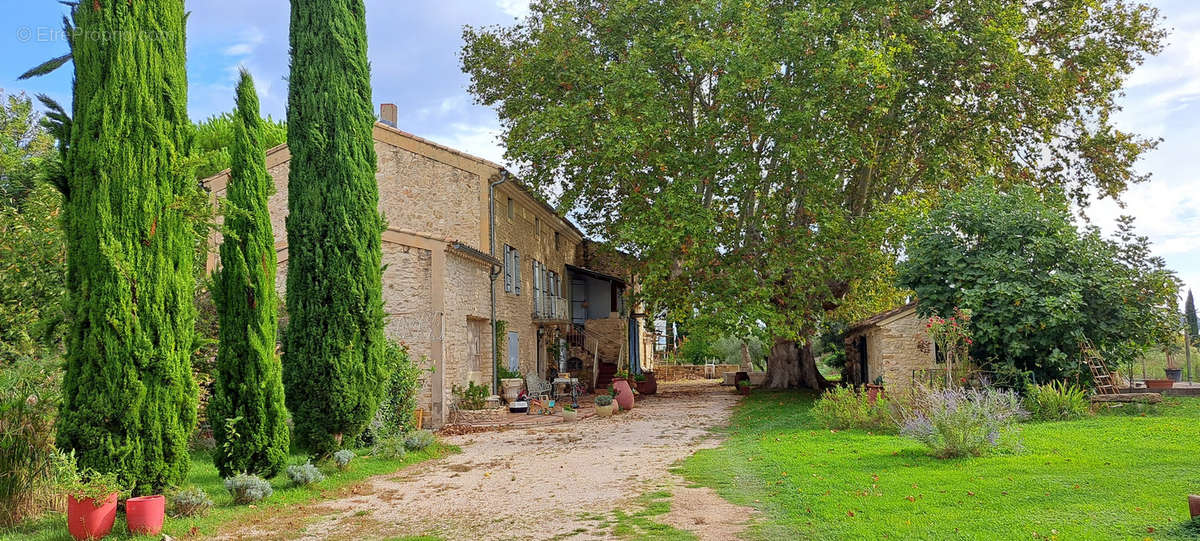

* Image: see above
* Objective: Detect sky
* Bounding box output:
[2,0,1198,303]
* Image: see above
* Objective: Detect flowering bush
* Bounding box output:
[898,385,1026,458]
[812,385,895,433]
[924,308,974,387]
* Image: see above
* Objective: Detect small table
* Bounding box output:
[552,377,581,407]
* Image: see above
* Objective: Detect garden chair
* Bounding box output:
[525,373,552,402]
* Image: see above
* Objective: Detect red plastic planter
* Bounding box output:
[67,493,118,541]
[125,494,166,535]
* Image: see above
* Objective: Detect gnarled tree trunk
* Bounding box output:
[766,337,827,390]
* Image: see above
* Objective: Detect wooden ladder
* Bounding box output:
[1080,339,1119,396]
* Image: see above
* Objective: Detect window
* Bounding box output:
[535,217,541,236]
[504,245,522,295]
[507,197,514,220]
[554,231,561,251]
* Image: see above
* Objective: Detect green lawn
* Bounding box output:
[677,391,1200,540]
[1,444,456,541]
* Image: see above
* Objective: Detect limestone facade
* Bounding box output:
[203,116,636,427]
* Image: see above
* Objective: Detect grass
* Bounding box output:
[1,444,456,541]
[677,390,1200,540]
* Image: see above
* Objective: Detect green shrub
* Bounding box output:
[898,385,1027,458]
[1024,381,1091,421]
[168,487,213,518]
[224,473,272,504]
[370,436,408,460]
[811,386,894,433]
[365,340,424,442]
[0,354,64,527]
[403,430,436,451]
[452,382,489,411]
[285,462,325,486]
[332,450,355,471]
[594,394,613,407]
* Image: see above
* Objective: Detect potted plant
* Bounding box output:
[594,394,614,417]
[561,406,578,421]
[866,375,885,403]
[125,494,166,536]
[64,469,123,541]
[500,374,525,403]
[736,379,752,396]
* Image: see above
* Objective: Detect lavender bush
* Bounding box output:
[898,385,1027,458]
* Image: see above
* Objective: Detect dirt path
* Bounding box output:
[223,380,750,540]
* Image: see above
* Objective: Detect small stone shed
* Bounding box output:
[843,303,937,391]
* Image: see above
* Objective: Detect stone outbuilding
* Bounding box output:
[843,303,939,391]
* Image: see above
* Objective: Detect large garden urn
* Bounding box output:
[501,378,525,403]
[613,379,635,410]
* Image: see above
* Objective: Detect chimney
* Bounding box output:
[380,103,398,127]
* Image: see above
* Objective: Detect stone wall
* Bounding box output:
[442,251,494,400]
[653,364,741,381]
[492,180,583,379]
[846,308,934,391]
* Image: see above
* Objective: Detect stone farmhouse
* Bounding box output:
[204,104,655,427]
[843,303,940,391]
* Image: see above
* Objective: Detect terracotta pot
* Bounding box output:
[67,493,118,541]
[1189,494,1200,519]
[1145,379,1174,390]
[738,385,752,396]
[595,404,614,417]
[125,494,165,535]
[613,379,635,410]
[636,380,657,395]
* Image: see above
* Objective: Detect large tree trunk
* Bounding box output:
[766,338,827,390]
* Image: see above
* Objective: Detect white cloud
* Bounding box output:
[496,0,529,18]
[429,122,507,166]
[222,26,265,57]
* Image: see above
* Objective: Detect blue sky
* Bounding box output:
[2,0,1199,302]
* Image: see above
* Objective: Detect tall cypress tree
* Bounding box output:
[54,1,198,493]
[284,0,386,454]
[1186,290,1198,345]
[210,70,290,478]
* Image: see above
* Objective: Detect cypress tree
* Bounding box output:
[1186,290,1198,345]
[210,70,290,478]
[55,1,198,493]
[284,0,386,454]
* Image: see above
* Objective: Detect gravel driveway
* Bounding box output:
[224,380,748,540]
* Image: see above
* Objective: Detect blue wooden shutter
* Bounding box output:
[514,250,522,295]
